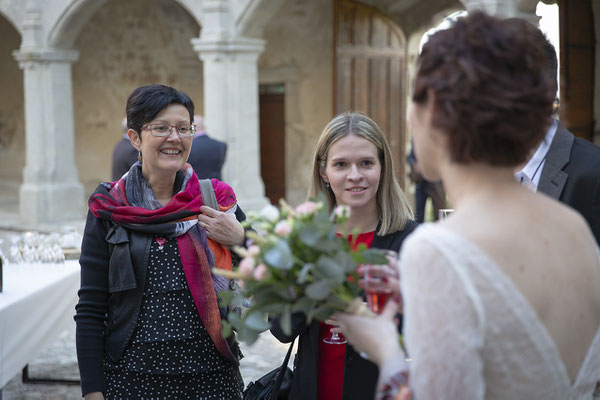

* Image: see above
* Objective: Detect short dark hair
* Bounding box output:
[412,12,555,166]
[126,84,195,134]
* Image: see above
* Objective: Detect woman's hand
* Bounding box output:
[358,252,402,300]
[198,206,245,246]
[84,392,104,400]
[333,299,403,366]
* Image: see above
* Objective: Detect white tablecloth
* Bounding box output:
[0,260,80,388]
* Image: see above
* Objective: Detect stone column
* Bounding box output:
[192,36,269,211]
[13,48,85,224]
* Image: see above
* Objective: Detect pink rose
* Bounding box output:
[239,257,255,277]
[295,201,319,217]
[274,220,293,236]
[334,205,351,219]
[253,263,269,281]
[247,245,261,257]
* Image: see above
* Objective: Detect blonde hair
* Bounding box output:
[310,111,414,235]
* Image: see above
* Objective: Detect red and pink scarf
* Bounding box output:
[89,163,237,361]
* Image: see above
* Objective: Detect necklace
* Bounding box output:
[155,237,167,251]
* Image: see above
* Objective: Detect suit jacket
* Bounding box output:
[187,134,227,181]
[111,138,138,181]
[538,122,600,244]
[270,220,418,400]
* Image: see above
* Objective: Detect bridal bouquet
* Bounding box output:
[215,199,387,344]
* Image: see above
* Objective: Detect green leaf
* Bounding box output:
[264,239,294,270]
[306,280,332,300]
[281,305,292,336]
[227,312,243,332]
[360,248,389,265]
[312,237,342,252]
[217,289,235,307]
[335,250,357,273]
[261,303,287,314]
[244,312,271,332]
[221,319,233,338]
[237,326,260,345]
[297,263,313,284]
[312,304,334,321]
[298,226,322,246]
[315,256,344,283]
[291,297,314,314]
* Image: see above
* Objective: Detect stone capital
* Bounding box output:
[12,48,79,70]
[191,36,265,61]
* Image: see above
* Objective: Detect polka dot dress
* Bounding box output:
[104,236,243,399]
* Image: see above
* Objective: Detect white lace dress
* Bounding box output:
[390,224,600,399]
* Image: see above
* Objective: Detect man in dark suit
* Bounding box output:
[186,115,227,180]
[537,123,600,244]
[517,26,600,244]
[111,117,138,181]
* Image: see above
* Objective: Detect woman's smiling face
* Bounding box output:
[130,103,193,181]
[320,133,381,214]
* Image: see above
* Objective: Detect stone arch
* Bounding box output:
[0,7,23,35]
[68,0,204,194]
[47,0,202,48]
[0,13,24,193]
[235,0,286,38]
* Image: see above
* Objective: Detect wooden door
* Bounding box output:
[259,84,286,204]
[335,0,407,186]
[558,0,594,141]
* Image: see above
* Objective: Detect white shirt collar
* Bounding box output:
[515,120,557,191]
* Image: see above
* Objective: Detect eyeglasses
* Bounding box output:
[141,123,196,137]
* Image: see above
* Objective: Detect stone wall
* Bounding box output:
[0,17,24,193]
[72,0,203,197]
[259,0,334,205]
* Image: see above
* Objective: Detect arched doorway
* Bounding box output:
[334,0,408,185]
[0,16,24,201]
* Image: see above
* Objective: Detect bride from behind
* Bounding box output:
[336,11,600,399]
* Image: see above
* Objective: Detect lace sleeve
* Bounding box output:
[399,230,486,399]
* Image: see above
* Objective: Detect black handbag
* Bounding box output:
[243,338,295,400]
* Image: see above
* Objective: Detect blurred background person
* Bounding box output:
[76,84,246,400]
[111,117,138,181]
[187,115,227,180]
[270,112,416,400]
[406,141,446,222]
[514,25,600,244]
[336,12,600,399]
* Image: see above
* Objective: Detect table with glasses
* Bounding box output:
[0,260,80,389]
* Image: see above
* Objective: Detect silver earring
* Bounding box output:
[325,182,330,188]
[138,151,142,163]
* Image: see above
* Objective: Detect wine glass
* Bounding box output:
[322,324,347,345]
[438,208,454,220]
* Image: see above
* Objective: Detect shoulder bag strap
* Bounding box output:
[199,178,219,210]
[270,337,296,400]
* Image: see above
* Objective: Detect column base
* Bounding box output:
[19,182,85,224]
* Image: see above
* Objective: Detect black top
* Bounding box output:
[104,236,232,375]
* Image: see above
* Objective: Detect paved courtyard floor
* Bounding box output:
[1,325,292,400]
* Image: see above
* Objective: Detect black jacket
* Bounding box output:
[270,220,418,400]
[74,202,246,396]
[537,122,600,244]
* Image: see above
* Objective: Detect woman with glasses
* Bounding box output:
[75,84,245,399]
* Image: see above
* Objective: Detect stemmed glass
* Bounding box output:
[362,250,399,314]
[439,208,454,220]
[322,325,347,344]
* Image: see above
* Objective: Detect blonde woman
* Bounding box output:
[270,112,417,400]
